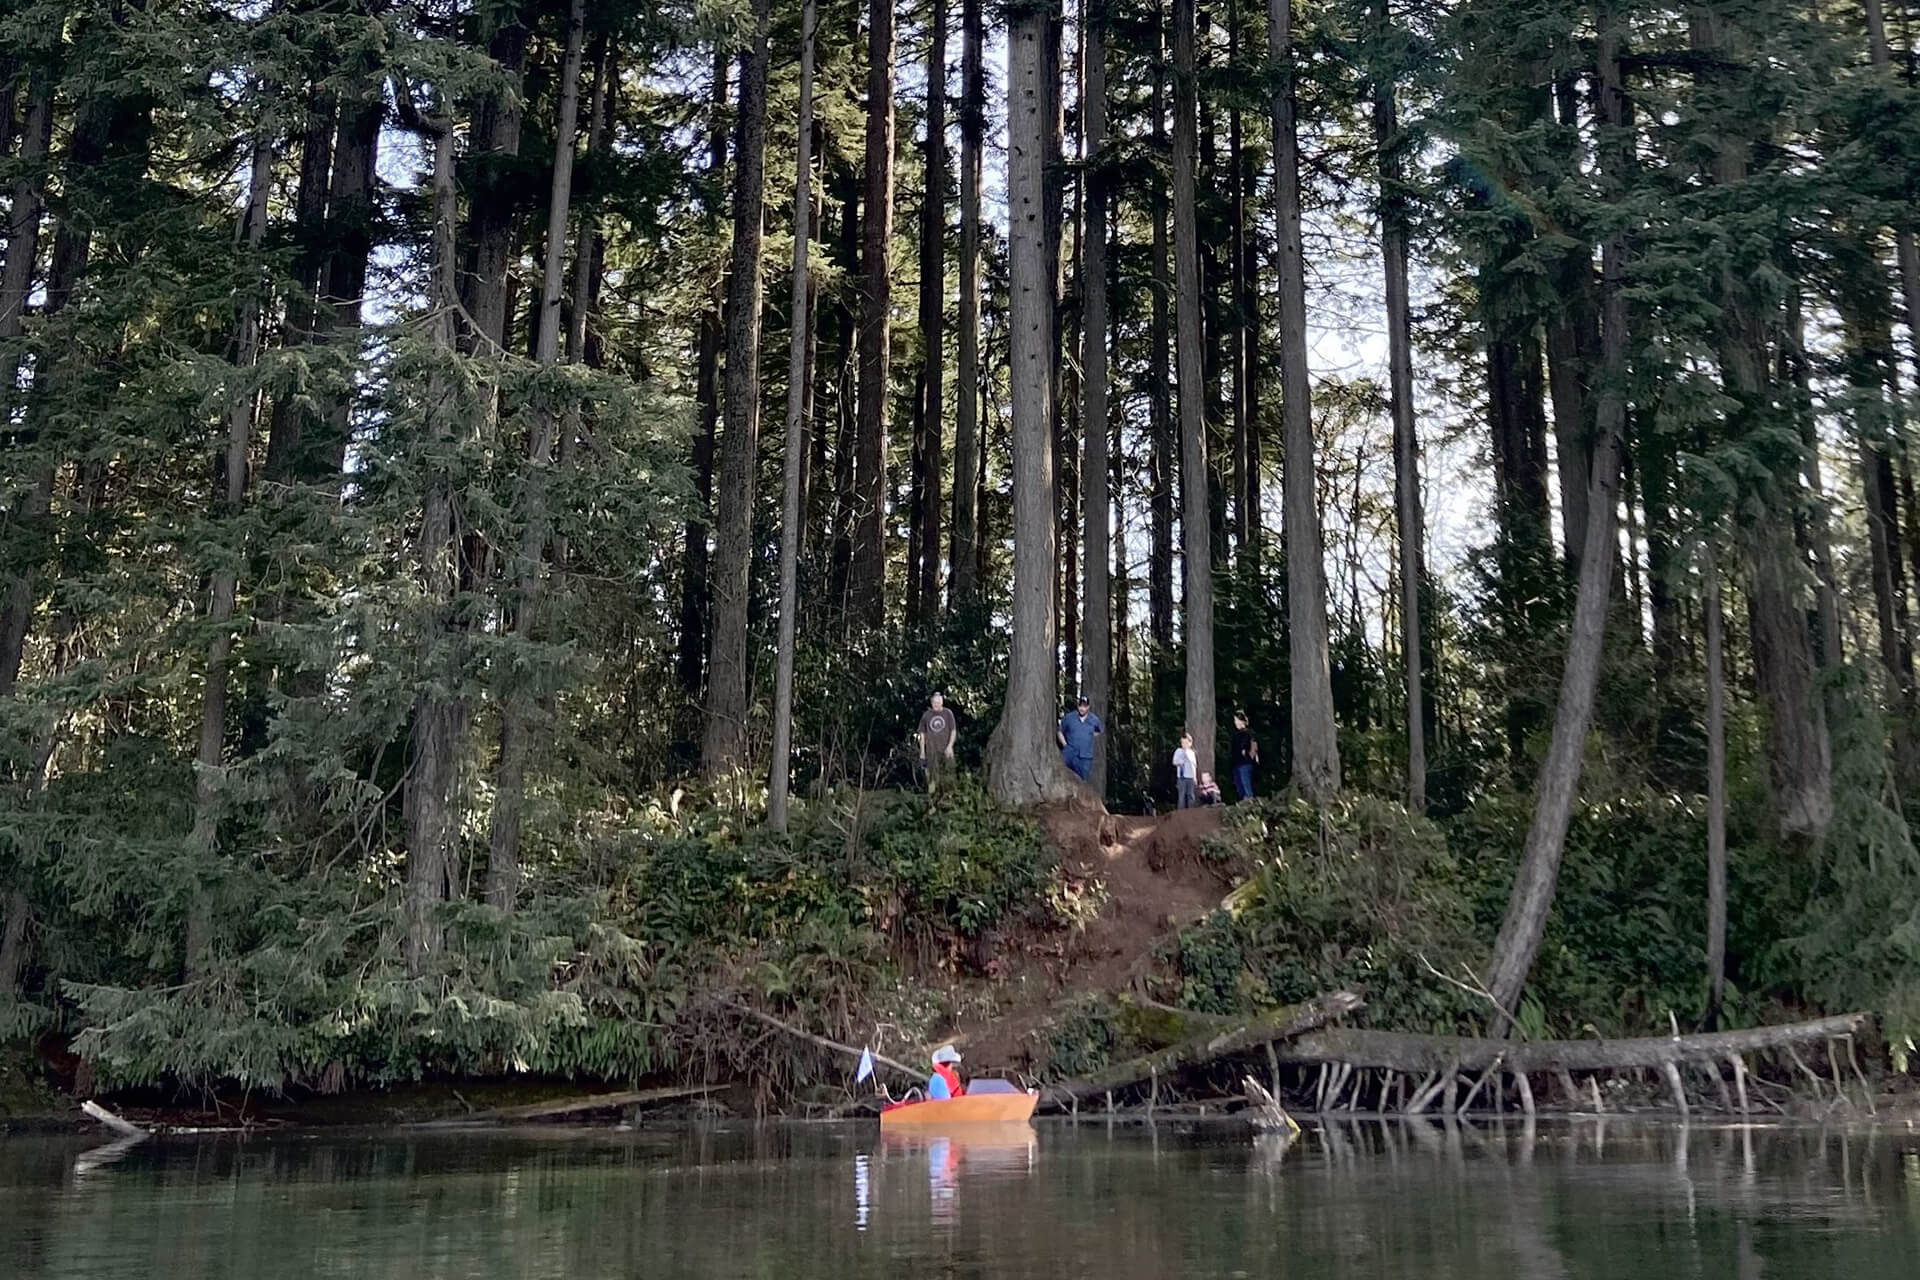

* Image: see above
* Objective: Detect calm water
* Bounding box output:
[4,1118,1918,1277]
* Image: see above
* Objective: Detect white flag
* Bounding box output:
[855,1048,875,1084]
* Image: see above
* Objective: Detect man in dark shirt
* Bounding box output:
[1230,710,1258,802]
[918,692,957,793]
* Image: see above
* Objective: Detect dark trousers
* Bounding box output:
[1065,753,1092,781]
[1177,777,1195,809]
[1234,763,1254,801]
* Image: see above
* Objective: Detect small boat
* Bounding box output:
[879,1080,1038,1129]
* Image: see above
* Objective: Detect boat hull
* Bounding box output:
[878,1091,1038,1128]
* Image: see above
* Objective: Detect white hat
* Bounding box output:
[931,1044,962,1064]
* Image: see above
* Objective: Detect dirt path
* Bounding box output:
[956,805,1235,1071]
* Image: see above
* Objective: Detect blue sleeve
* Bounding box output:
[927,1072,951,1100]
[1061,715,1073,736]
[1094,715,1104,734]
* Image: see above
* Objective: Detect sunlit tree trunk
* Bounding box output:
[1149,7,1175,705]
[987,2,1077,808]
[1373,1,1425,812]
[1268,0,1339,798]
[703,0,771,774]
[771,0,819,831]
[1174,0,1215,776]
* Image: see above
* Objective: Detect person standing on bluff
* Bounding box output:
[1058,695,1103,782]
[1230,710,1259,802]
[1172,731,1197,809]
[917,692,958,793]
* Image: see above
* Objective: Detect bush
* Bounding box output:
[1175,795,1481,1031]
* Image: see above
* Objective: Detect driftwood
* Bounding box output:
[1273,1011,1870,1076]
[1044,991,1364,1108]
[80,1100,149,1139]
[1241,1076,1301,1135]
[415,1083,725,1125]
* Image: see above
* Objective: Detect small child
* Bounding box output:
[1172,732,1198,809]
[1197,772,1222,806]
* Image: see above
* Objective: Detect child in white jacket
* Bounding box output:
[1172,733,1197,809]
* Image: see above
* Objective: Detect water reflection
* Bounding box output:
[1,1119,1916,1279]
[870,1123,1037,1228]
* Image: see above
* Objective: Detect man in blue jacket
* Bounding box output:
[1058,696,1103,782]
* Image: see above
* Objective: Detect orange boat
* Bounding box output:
[879,1081,1039,1129]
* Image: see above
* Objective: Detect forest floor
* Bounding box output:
[947,804,1235,1074]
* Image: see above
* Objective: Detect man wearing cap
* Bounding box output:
[917,692,958,793]
[1057,697,1103,782]
[927,1044,965,1099]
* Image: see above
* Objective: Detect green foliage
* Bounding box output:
[1175,796,1481,1031]
[1781,668,1920,1061]
[60,779,1054,1091]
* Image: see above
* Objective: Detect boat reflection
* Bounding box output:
[854,1123,1038,1227]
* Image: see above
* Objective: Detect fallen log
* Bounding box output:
[418,1083,724,1125]
[1043,991,1364,1108]
[80,1100,149,1140]
[1272,1011,1870,1076]
[721,1000,922,1080]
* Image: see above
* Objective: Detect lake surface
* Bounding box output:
[4,1118,1917,1277]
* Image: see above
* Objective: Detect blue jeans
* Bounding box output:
[1234,763,1254,801]
[1065,753,1092,781]
[1177,777,1195,809]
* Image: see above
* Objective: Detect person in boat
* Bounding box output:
[927,1044,965,1099]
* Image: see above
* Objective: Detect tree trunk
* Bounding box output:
[1228,0,1253,561]
[949,0,984,606]
[487,0,587,910]
[310,95,380,476]
[393,83,465,975]
[702,0,771,774]
[0,70,53,702]
[1704,545,1727,1028]
[262,82,337,484]
[1149,12,1175,670]
[1864,0,1920,386]
[677,50,729,702]
[0,88,117,698]
[987,6,1078,809]
[1693,7,1831,837]
[1269,0,1339,798]
[770,0,818,831]
[1081,0,1111,797]
[459,15,530,353]
[1783,292,1843,669]
[852,0,896,628]
[567,38,612,371]
[1481,10,1629,1021]
[1373,6,1425,813]
[185,124,274,975]
[913,0,948,624]
[1174,0,1216,777]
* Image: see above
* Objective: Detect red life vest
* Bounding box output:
[933,1063,964,1097]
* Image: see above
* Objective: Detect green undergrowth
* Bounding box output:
[53,779,1058,1095]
